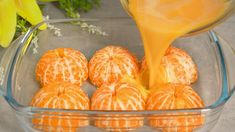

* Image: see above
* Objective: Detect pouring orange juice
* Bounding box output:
[122,0,231,88]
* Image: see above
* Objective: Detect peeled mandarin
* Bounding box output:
[36,48,88,87]
[91,81,145,131]
[89,45,139,87]
[146,84,205,132]
[141,47,198,86]
[31,82,90,132]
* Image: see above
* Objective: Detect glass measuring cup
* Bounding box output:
[120,0,235,36]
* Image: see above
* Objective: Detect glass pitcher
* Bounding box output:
[120,0,235,36]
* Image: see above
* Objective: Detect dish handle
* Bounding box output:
[212,31,235,99]
[218,34,235,98]
[0,35,24,97]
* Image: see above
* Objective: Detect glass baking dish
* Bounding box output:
[0,18,234,132]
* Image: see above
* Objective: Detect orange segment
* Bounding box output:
[141,47,198,86]
[146,84,205,132]
[91,81,145,131]
[89,45,139,87]
[36,48,88,87]
[31,82,90,132]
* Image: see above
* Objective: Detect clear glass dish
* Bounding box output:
[0,18,234,132]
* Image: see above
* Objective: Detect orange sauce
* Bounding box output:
[128,0,229,88]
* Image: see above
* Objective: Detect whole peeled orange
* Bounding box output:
[146,84,205,132]
[36,48,88,87]
[141,47,198,86]
[89,46,139,87]
[91,81,145,131]
[31,82,90,131]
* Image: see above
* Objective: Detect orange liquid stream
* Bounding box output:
[128,0,228,88]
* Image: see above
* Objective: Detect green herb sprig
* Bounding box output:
[59,0,101,18]
[14,16,31,39]
[41,0,101,18]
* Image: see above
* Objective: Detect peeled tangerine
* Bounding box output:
[146,84,205,132]
[89,45,139,87]
[141,47,198,86]
[91,81,145,131]
[31,82,90,131]
[36,48,88,87]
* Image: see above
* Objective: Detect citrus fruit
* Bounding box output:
[36,48,88,87]
[141,47,198,86]
[146,84,205,132]
[31,82,90,131]
[91,81,145,131]
[89,45,139,87]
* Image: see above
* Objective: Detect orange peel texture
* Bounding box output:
[89,45,139,87]
[146,84,205,132]
[36,48,88,87]
[91,81,145,131]
[31,82,90,132]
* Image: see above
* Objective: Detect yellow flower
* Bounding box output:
[0,0,46,48]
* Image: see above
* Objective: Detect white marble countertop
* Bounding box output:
[0,1,234,131]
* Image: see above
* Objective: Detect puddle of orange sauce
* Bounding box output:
[128,0,229,88]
